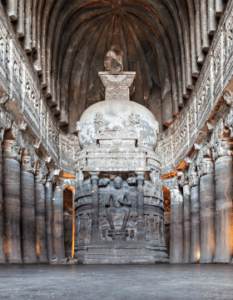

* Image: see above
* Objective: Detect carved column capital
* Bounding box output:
[223,90,233,106]
[0,93,9,106]
[198,158,214,176]
[212,138,233,160]
[46,168,56,185]
[2,140,23,162]
[0,125,5,143]
[163,176,179,190]
[177,170,189,188]
[90,172,99,184]
[188,162,199,188]
[184,156,192,167]
[21,144,38,173]
[11,121,25,149]
[136,172,145,185]
[35,159,48,184]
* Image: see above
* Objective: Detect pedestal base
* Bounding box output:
[74,244,169,264]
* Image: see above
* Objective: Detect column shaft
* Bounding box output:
[200,173,215,263]
[0,142,6,263]
[190,185,200,263]
[21,170,37,263]
[170,188,183,263]
[35,182,48,263]
[137,173,145,242]
[213,156,233,263]
[45,181,54,261]
[53,185,65,260]
[183,184,191,263]
[2,141,22,263]
[91,173,99,244]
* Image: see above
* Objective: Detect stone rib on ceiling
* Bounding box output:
[4,0,227,133]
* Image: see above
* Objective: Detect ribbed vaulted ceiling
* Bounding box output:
[4,0,227,133]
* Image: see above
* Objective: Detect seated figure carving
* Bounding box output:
[105,176,132,230]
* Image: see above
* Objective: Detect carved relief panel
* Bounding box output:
[98,175,137,242]
[76,212,92,245]
[144,214,165,245]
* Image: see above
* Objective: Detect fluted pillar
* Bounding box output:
[170,180,183,263]
[0,132,6,263]
[199,157,215,263]
[45,177,54,261]
[213,140,233,263]
[91,172,99,244]
[35,162,48,263]
[189,167,200,263]
[2,140,22,263]
[183,183,191,263]
[53,183,65,260]
[136,172,145,242]
[21,149,37,263]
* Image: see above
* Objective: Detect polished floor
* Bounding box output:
[0,264,232,299]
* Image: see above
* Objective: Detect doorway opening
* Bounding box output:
[63,186,75,258]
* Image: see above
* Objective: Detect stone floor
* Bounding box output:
[0,264,232,299]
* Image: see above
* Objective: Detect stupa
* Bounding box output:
[74,46,168,263]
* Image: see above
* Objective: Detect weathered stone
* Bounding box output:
[45,180,54,261]
[0,139,6,263]
[53,184,65,261]
[90,173,99,245]
[20,148,37,263]
[21,170,37,263]
[213,156,233,263]
[170,187,183,263]
[183,184,191,263]
[35,166,48,263]
[190,185,200,263]
[136,173,145,242]
[2,140,22,263]
[199,158,215,263]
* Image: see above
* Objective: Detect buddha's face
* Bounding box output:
[114,177,122,189]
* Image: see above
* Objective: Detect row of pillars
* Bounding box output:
[170,140,233,263]
[0,137,66,263]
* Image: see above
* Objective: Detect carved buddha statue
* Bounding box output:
[105,176,132,230]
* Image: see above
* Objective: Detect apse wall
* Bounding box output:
[3,0,227,133]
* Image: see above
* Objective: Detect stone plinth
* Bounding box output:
[98,72,135,101]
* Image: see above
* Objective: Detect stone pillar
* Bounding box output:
[0,131,6,263]
[183,183,191,263]
[136,172,145,242]
[2,140,22,263]
[170,179,183,263]
[189,167,200,263]
[53,183,65,260]
[213,140,233,263]
[45,177,54,261]
[199,158,215,263]
[21,149,37,263]
[177,170,190,263]
[35,162,48,263]
[90,172,99,244]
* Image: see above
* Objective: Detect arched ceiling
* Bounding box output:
[4,0,227,133]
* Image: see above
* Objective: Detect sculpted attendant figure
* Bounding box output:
[105,176,132,230]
